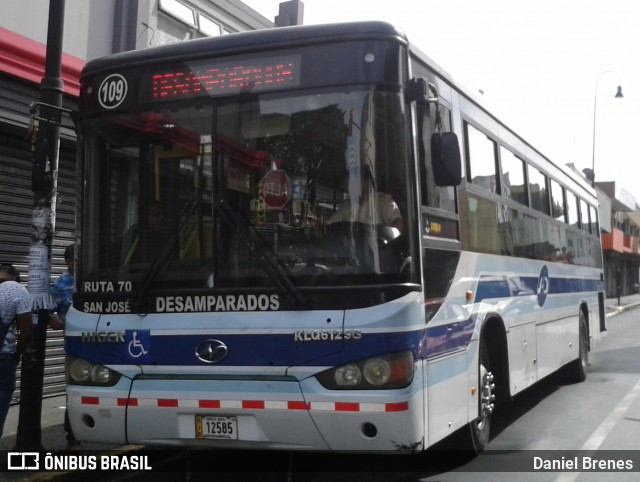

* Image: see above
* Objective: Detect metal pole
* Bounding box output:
[591,70,624,187]
[14,0,65,450]
[591,89,598,185]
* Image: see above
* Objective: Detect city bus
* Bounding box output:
[66,21,606,453]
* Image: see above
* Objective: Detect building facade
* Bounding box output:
[0,0,301,399]
[597,181,640,299]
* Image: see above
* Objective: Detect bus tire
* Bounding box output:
[564,310,588,383]
[468,339,494,453]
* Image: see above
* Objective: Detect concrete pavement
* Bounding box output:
[605,292,640,318]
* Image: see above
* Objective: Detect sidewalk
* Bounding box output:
[605,292,640,317]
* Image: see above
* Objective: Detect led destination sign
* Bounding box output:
[144,55,301,101]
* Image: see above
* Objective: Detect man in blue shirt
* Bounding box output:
[49,244,80,450]
[50,244,74,325]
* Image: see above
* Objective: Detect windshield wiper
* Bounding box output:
[213,199,308,306]
[131,201,197,312]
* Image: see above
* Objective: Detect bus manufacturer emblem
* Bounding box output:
[195,339,229,364]
[537,265,549,307]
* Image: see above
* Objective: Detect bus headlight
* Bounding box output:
[334,364,362,386]
[66,356,121,386]
[363,357,392,386]
[316,351,414,390]
[68,357,92,383]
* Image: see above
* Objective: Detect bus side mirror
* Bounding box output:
[431,132,462,186]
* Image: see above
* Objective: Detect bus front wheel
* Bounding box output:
[468,342,494,452]
[563,310,588,383]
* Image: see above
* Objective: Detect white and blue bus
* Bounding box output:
[66,21,605,453]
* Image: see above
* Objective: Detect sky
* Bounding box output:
[242,0,640,203]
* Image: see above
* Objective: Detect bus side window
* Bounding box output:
[499,147,527,207]
[566,190,579,228]
[528,164,550,215]
[466,123,498,193]
[418,103,456,213]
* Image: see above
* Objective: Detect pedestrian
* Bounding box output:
[50,244,75,324]
[49,244,81,450]
[0,263,33,437]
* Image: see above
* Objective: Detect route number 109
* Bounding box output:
[98,74,128,109]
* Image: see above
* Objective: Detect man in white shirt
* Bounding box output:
[0,263,33,437]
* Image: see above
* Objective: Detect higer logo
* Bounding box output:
[81,331,125,343]
[7,452,39,470]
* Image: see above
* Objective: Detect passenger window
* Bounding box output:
[466,124,498,193]
[528,165,549,215]
[549,178,565,222]
[589,205,600,237]
[580,199,591,233]
[500,147,526,206]
[566,190,579,227]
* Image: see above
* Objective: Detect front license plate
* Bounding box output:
[195,415,238,440]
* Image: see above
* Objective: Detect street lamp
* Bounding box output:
[591,70,624,185]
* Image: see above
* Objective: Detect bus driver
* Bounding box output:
[328,165,404,232]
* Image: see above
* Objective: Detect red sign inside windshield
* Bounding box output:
[260,170,291,209]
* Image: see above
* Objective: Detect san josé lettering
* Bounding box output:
[83,300,131,313]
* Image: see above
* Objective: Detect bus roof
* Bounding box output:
[81,21,409,78]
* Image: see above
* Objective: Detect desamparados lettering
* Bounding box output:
[156,294,280,312]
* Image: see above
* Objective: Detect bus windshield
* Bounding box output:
[79,87,415,302]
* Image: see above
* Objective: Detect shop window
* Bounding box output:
[159,0,196,26]
[199,15,222,36]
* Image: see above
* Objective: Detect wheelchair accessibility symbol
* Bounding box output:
[126,330,150,359]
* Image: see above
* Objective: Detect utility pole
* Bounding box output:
[14,0,66,450]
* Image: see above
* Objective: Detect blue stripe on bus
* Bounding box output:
[66,320,476,369]
[475,275,602,303]
[549,277,603,294]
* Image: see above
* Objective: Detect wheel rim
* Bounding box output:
[478,363,495,432]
